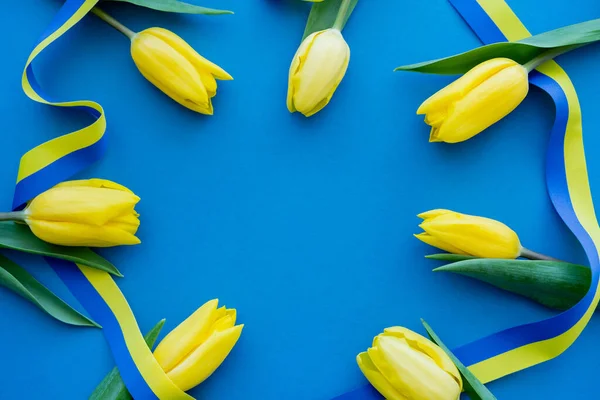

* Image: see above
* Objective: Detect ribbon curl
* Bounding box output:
[335,0,600,397]
[18,0,192,398]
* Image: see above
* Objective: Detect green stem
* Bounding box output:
[0,211,26,222]
[91,7,136,39]
[333,0,352,30]
[520,247,561,262]
[523,44,582,72]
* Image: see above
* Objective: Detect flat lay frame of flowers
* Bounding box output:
[2,0,600,399]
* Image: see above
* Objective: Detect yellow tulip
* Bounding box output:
[357,327,462,400]
[415,209,522,258]
[22,179,140,247]
[154,299,243,391]
[287,28,350,117]
[131,27,232,115]
[417,58,529,143]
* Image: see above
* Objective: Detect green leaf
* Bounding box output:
[0,222,121,276]
[303,0,359,40]
[105,0,233,15]
[434,258,590,311]
[0,254,98,327]
[425,253,478,262]
[422,320,497,400]
[89,319,166,400]
[395,18,600,74]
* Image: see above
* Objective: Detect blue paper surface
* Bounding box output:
[1,0,600,399]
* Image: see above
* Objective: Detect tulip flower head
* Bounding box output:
[153,299,243,391]
[415,209,522,258]
[287,28,350,117]
[418,58,529,143]
[358,327,462,400]
[131,27,232,115]
[23,179,140,247]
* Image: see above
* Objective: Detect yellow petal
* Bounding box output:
[414,233,469,255]
[200,72,218,98]
[25,220,140,247]
[131,31,210,113]
[289,29,350,117]
[146,27,232,80]
[374,336,461,400]
[357,352,407,400]
[25,187,139,226]
[167,325,243,391]
[420,212,521,258]
[435,63,528,143]
[417,58,518,116]
[417,209,453,220]
[429,126,442,142]
[211,309,236,332]
[154,299,219,373]
[287,31,320,113]
[54,179,134,193]
[383,327,462,390]
[107,212,140,235]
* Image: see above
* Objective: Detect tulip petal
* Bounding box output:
[424,109,447,127]
[212,309,236,332]
[167,325,243,391]
[287,31,320,113]
[147,27,233,81]
[25,187,140,226]
[154,299,219,373]
[417,58,517,116]
[429,126,443,142]
[200,72,218,98]
[303,48,350,118]
[357,352,407,400]
[54,179,134,193]
[436,64,528,143]
[131,32,211,113]
[26,220,140,247]
[420,212,521,259]
[107,212,140,235]
[383,327,462,390]
[414,233,469,255]
[291,29,350,117]
[374,336,461,400]
[417,209,453,220]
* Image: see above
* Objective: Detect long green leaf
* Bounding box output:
[105,0,233,15]
[434,258,590,311]
[0,254,98,327]
[422,320,496,400]
[303,0,359,40]
[395,18,600,74]
[89,319,166,400]
[425,253,478,262]
[0,222,121,276]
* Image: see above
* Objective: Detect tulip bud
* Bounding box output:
[287,28,350,117]
[415,209,522,259]
[22,179,140,247]
[153,299,243,391]
[358,327,462,400]
[131,27,232,115]
[417,58,528,143]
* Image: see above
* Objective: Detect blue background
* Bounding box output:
[2,0,600,398]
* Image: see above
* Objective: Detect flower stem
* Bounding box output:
[0,211,26,222]
[333,0,353,31]
[520,247,562,262]
[523,44,582,72]
[91,7,135,39]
